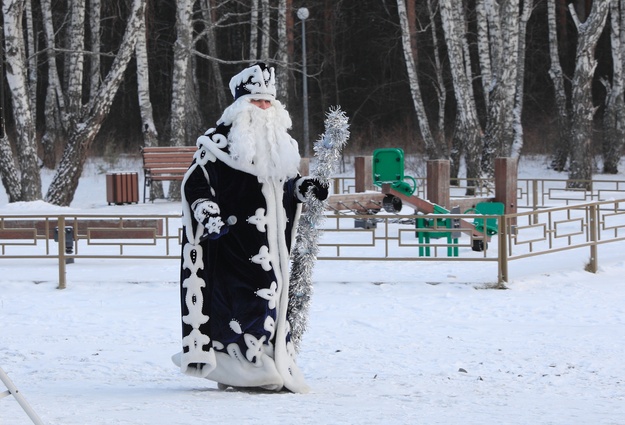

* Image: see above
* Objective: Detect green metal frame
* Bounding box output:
[464,202,505,236]
[416,205,460,257]
[372,148,417,196]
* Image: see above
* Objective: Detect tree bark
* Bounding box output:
[548,0,571,171]
[40,0,68,170]
[65,0,86,123]
[510,0,534,159]
[136,0,163,199]
[396,0,439,159]
[2,0,42,201]
[602,0,625,174]
[200,0,228,111]
[89,0,102,99]
[0,4,21,202]
[25,0,37,110]
[167,0,193,201]
[567,1,610,189]
[440,0,483,195]
[481,0,521,181]
[276,0,290,105]
[427,0,448,155]
[250,0,259,60]
[261,0,270,60]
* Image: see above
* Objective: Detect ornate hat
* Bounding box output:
[229,63,277,101]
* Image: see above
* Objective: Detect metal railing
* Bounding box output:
[316,198,625,284]
[2,197,625,288]
[0,213,182,288]
[332,175,625,210]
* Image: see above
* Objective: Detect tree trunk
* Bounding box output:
[2,0,42,201]
[261,0,270,60]
[65,0,86,122]
[548,0,571,171]
[276,0,290,106]
[167,0,193,201]
[45,0,144,206]
[0,6,21,202]
[481,0,520,181]
[439,0,483,195]
[250,0,259,60]
[602,0,625,174]
[89,0,102,99]
[510,0,534,159]
[476,0,491,110]
[136,0,163,199]
[396,0,439,159]
[40,0,68,170]
[25,0,37,110]
[426,0,447,149]
[567,1,610,189]
[200,0,228,111]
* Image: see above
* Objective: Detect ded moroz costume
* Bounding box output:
[172,63,327,393]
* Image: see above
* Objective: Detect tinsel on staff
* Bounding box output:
[288,106,350,352]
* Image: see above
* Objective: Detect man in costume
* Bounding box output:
[173,63,327,393]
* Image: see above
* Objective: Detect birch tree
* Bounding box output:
[167,0,194,201]
[567,1,610,189]
[427,0,448,153]
[548,0,571,171]
[440,0,483,195]
[396,0,441,159]
[0,23,21,203]
[45,0,145,206]
[2,0,42,201]
[89,0,102,98]
[260,0,270,59]
[510,0,534,158]
[480,0,521,180]
[25,0,37,110]
[250,0,259,60]
[136,0,163,199]
[276,0,290,104]
[199,0,228,111]
[601,0,625,174]
[40,0,67,170]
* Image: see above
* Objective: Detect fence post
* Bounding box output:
[494,157,517,217]
[532,179,539,224]
[354,156,373,193]
[498,214,509,286]
[588,204,598,273]
[426,159,450,208]
[57,216,66,289]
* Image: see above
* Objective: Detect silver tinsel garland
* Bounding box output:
[288,106,350,352]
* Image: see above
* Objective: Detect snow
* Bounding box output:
[1,156,625,425]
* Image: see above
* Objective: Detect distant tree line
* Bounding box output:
[0,0,623,205]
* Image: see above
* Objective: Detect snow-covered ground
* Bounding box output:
[1,156,625,425]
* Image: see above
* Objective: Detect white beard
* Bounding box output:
[218,99,301,179]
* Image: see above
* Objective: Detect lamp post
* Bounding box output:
[297,7,309,157]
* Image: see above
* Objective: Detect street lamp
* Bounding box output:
[297,7,309,157]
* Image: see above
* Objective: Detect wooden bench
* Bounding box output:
[141,146,196,202]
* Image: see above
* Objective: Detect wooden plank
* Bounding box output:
[326,193,385,213]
